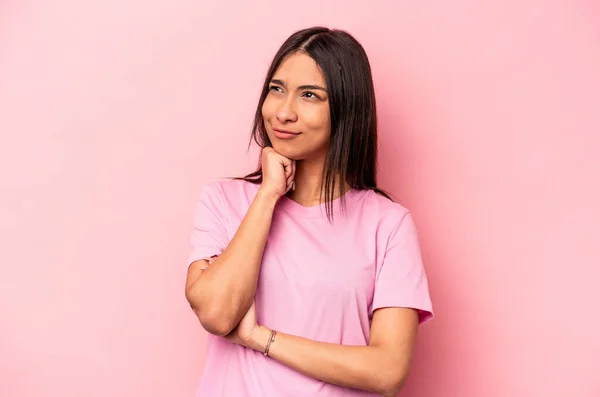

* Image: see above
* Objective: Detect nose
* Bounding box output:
[276,96,298,124]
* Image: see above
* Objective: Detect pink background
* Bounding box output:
[1,1,599,396]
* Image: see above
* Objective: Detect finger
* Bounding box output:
[281,158,292,175]
[285,179,294,193]
[188,260,208,280]
[288,160,296,191]
[202,255,218,270]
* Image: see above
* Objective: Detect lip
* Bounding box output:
[272,128,301,139]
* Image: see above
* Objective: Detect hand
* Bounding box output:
[260,147,296,198]
[224,300,262,350]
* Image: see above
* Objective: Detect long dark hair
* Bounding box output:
[239,26,391,220]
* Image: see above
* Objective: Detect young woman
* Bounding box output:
[184,26,434,397]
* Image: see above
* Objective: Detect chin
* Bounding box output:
[270,141,303,160]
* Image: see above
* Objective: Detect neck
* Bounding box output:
[286,157,350,207]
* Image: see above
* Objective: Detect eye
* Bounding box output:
[302,91,318,99]
[268,85,283,93]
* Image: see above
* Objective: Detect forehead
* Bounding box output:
[273,52,326,86]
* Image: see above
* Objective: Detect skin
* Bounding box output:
[263,51,340,205]
[185,52,420,397]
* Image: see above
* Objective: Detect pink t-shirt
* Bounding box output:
[187,179,433,396]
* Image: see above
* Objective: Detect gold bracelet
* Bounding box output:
[263,329,277,356]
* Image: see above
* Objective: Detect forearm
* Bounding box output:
[252,327,406,397]
[187,189,279,334]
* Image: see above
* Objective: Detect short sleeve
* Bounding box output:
[371,212,434,324]
[186,182,230,269]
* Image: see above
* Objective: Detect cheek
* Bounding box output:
[261,95,279,121]
[261,101,269,121]
[261,97,276,121]
[304,107,330,134]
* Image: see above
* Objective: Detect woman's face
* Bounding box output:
[262,52,331,161]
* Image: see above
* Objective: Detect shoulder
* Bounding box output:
[356,189,420,247]
[360,189,412,227]
[353,190,424,262]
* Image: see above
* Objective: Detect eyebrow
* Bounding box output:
[270,79,327,92]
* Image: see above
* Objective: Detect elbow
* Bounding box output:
[198,312,236,336]
[191,301,238,336]
[378,369,409,397]
[185,290,236,336]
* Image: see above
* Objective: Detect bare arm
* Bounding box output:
[184,148,296,336]
[185,188,279,336]
[251,307,419,397]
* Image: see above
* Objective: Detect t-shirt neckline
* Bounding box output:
[276,188,367,218]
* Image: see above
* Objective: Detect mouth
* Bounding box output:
[272,127,301,139]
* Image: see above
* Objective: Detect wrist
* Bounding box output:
[248,325,271,352]
[256,188,281,207]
